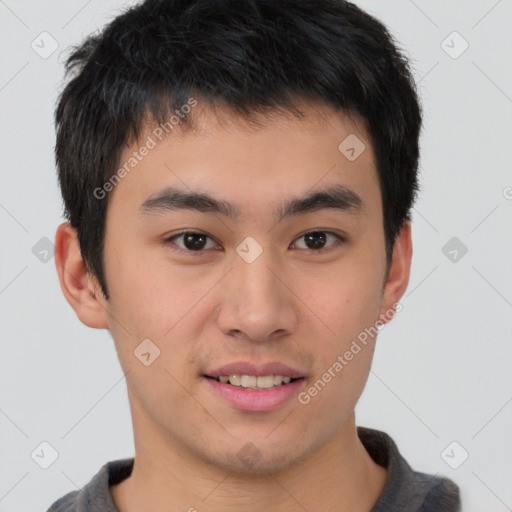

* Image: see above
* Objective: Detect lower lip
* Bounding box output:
[203,377,305,412]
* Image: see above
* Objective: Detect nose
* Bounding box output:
[216,248,299,343]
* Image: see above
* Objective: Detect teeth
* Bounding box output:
[229,374,241,386]
[217,374,295,389]
[256,375,274,389]
[240,375,257,387]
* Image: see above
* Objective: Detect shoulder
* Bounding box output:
[415,471,461,512]
[47,490,80,512]
[358,427,461,512]
[46,458,134,512]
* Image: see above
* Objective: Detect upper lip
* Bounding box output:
[205,361,305,379]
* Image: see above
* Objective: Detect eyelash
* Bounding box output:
[163,230,346,255]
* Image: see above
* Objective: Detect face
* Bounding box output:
[79,100,408,474]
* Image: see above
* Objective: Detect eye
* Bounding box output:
[292,231,345,252]
[164,231,219,253]
[164,229,345,255]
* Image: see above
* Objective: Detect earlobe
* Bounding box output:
[378,221,413,325]
[54,222,109,329]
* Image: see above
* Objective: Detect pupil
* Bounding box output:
[305,232,326,250]
[184,233,207,250]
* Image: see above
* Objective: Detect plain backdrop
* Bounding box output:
[0,1,511,511]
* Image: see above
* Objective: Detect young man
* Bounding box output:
[49,0,461,510]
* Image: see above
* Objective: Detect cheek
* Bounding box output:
[297,344,375,442]
[299,259,384,349]
[293,253,384,412]
[296,270,382,423]
[106,239,213,336]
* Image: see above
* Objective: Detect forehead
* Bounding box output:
[127,97,371,161]
[110,99,379,219]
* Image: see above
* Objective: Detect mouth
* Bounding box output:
[202,362,307,412]
[204,374,304,390]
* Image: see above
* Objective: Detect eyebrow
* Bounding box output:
[139,184,363,221]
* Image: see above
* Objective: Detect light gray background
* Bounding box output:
[1,1,511,511]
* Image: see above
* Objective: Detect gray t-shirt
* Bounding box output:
[47,427,461,511]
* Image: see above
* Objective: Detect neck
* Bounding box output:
[111,402,387,512]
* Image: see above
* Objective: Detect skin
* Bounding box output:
[55,99,412,512]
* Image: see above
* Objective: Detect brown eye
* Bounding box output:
[304,232,327,250]
[293,231,344,251]
[166,232,217,252]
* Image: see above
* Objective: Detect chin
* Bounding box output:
[198,435,317,475]
[220,449,300,475]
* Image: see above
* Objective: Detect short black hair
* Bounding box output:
[55,0,422,300]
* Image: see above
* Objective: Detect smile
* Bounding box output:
[208,374,298,389]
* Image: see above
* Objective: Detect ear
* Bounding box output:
[54,222,109,329]
[377,221,412,325]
